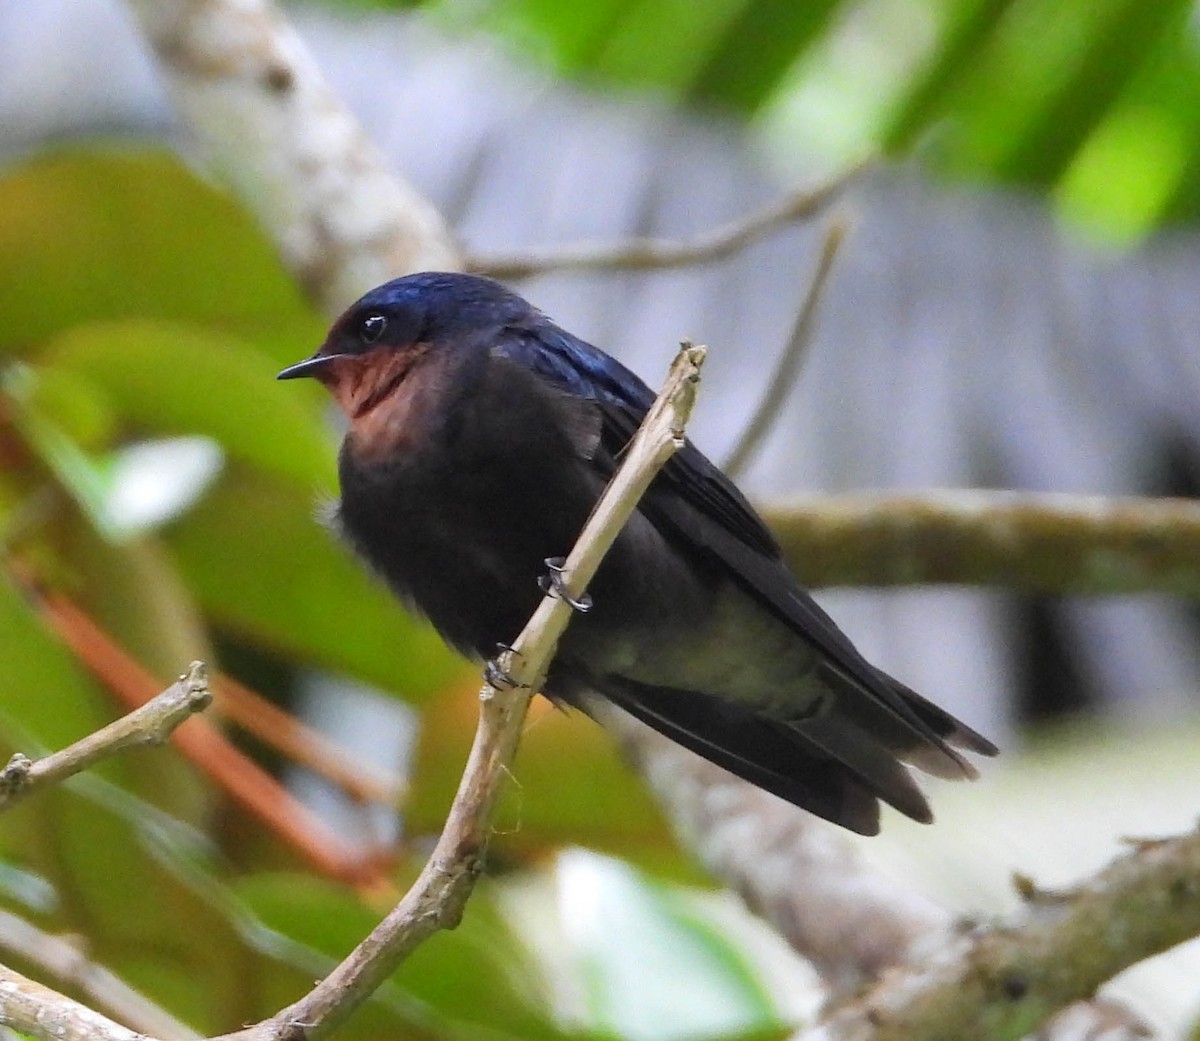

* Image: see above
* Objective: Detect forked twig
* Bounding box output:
[0,662,210,813]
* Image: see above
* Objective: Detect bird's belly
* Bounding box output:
[592,582,827,714]
[337,445,614,658]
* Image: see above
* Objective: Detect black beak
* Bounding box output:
[276,353,348,380]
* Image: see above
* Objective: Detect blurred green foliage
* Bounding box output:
[430,0,1200,243]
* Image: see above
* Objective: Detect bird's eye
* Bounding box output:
[359,314,388,345]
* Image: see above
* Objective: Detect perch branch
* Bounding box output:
[0,964,145,1041]
[210,344,705,1041]
[123,0,461,314]
[723,219,846,479]
[469,161,868,278]
[0,662,210,813]
[762,490,1200,596]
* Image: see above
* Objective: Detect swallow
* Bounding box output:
[279,272,996,834]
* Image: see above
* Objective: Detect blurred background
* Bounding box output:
[2,0,1200,1037]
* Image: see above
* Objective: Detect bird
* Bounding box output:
[278,271,996,835]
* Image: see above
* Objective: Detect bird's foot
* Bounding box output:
[484,643,527,691]
[538,557,592,613]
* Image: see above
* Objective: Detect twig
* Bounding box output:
[0,964,145,1041]
[723,219,846,479]
[469,162,869,279]
[0,909,199,1039]
[0,662,210,813]
[123,0,461,313]
[213,343,705,1041]
[798,824,1200,1041]
[761,490,1200,596]
[215,674,404,806]
[32,588,388,885]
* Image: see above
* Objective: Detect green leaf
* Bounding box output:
[549,851,781,1040]
[45,319,335,494]
[165,466,461,700]
[689,0,843,113]
[0,573,111,753]
[992,0,1190,184]
[0,773,264,1034]
[0,147,312,347]
[882,0,1014,154]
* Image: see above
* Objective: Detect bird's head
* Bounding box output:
[277,272,533,423]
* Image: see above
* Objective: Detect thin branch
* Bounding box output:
[0,964,145,1041]
[0,909,198,1039]
[469,161,869,279]
[763,490,1200,596]
[799,827,1200,1041]
[215,674,404,806]
[0,662,211,813]
[723,219,847,479]
[123,0,462,314]
[31,588,389,885]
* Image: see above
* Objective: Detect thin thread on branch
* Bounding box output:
[723,219,847,479]
[468,162,868,279]
[762,490,1200,596]
[0,661,211,813]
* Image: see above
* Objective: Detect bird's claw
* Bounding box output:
[539,557,593,613]
[484,643,527,690]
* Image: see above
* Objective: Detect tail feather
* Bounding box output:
[597,677,885,835]
[816,663,996,781]
[589,670,994,834]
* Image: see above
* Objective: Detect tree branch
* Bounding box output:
[468,162,868,279]
[723,219,846,479]
[763,491,1200,596]
[0,964,145,1041]
[799,828,1200,1041]
[0,661,211,813]
[123,0,462,314]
